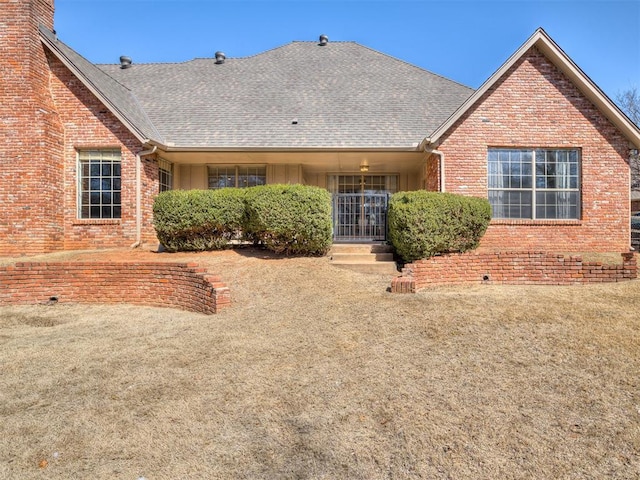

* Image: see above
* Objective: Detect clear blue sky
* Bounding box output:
[54,0,639,101]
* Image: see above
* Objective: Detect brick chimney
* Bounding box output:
[0,0,64,254]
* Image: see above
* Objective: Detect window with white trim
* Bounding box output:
[78,149,121,219]
[158,157,173,192]
[207,165,266,189]
[488,148,580,220]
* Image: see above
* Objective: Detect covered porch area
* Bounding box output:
[157,149,433,242]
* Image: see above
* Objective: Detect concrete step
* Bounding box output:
[329,243,398,275]
[330,243,393,254]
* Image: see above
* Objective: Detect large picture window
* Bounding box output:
[488,148,580,219]
[78,149,121,219]
[208,165,266,189]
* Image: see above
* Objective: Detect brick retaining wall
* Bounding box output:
[0,262,230,314]
[391,252,637,293]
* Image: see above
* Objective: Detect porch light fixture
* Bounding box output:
[360,159,369,173]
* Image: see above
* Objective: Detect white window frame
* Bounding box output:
[77,149,122,219]
[488,148,581,220]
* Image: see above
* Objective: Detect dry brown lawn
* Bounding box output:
[1,247,639,479]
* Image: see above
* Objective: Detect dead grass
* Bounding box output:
[1,247,639,478]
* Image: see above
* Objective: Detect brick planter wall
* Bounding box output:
[0,262,230,314]
[391,252,637,293]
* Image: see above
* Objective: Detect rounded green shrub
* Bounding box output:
[153,188,247,252]
[388,191,491,263]
[244,184,332,255]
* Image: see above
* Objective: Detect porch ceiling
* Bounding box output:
[158,150,427,174]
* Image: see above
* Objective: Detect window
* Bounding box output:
[488,148,580,219]
[78,149,121,219]
[208,165,266,189]
[158,158,173,192]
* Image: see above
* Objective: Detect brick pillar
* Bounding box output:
[0,0,64,255]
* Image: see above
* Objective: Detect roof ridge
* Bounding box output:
[122,40,365,64]
[220,41,309,61]
[96,61,192,67]
[354,42,475,91]
[230,39,359,60]
[290,40,357,43]
[95,42,324,65]
[97,40,471,91]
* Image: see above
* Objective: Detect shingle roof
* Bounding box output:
[40,26,164,144]
[43,27,474,149]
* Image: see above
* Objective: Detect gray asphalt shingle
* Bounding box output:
[40,26,164,143]
[44,28,474,149]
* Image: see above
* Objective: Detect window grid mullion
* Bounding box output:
[532,149,537,220]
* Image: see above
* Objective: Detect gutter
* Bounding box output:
[157,144,422,153]
[130,145,157,248]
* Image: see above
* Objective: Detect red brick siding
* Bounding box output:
[424,154,440,191]
[0,0,160,255]
[142,156,161,244]
[435,47,631,252]
[391,252,637,292]
[0,262,231,314]
[0,0,65,255]
[46,52,159,249]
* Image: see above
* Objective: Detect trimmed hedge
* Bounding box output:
[153,185,333,256]
[388,191,491,262]
[244,184,333,256]
[153,189,246,252]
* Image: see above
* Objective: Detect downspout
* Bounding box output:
[130,145,157,248]
[424,146,446,193]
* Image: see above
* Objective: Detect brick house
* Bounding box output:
[2,0,640,256]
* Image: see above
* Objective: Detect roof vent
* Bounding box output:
[318,34,328,46]
[119,56,132,69]
[215,51,226,64]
